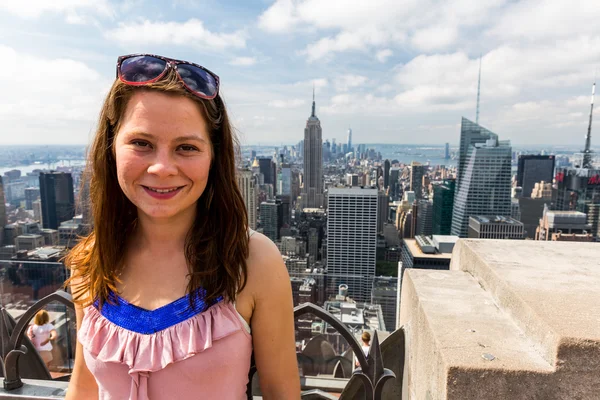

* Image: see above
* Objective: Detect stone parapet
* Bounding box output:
[400,239,600,399]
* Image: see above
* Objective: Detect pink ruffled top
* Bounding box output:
[77,289,253,400]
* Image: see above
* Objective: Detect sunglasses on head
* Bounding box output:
[116,54,220,100]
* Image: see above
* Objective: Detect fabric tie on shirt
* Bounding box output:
[130,370,150,400]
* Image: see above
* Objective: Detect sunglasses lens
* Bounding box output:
[177,64,218,98]
[120,55,167,83]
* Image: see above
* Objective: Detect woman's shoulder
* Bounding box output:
[244,231,288,289]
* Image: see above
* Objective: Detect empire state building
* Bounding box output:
[302,91,324,208]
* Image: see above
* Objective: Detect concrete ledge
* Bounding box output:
[401,240,600,399]
[450,240,600,369]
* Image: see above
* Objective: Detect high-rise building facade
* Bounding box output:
[237,169,257,230]
[0,177,6,246]
[279,163,292,196]
[377,190,389,233]
[389,167,401,200]
[24,187,40,210]
[517,155,555,198]
[383,159,391,189]
[456,117,497,187]
[259,199,281,242]
[468,216,524,239]
[415,199,433,236]
[432,179,455,235]
[302,93,324,208]
[326,188,378,303]
[347,127,353,153]
[39,172,75,230]
[410,162,425,199]
[555,167,600,212]
[451,120,512,238]
[258,157,276,193]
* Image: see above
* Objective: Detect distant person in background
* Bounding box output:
[27,310,57,367]
[355,331,372,368]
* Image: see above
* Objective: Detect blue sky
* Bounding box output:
[0,0,599,146]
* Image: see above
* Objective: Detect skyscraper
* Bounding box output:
[377,190,389,233]
[555,167,600,210]
[517,155,555,198]
[0,177,6,246]
[39,172,75,230]
[302,91,324,208]
[258,157,276,192]
[347,127,353,153]
[279,163,292,196]
[260,199,281,242]
[456,117,498,187]
[384,159,391,189]
[237,169,257,230]
[553,80,600,240]
[445,143,450,160]
[410,162,425,200]
[389,167,401,200]
[326,188,378,303]
[24,187,40,210]
[432,179,456,235]
[415,199,433,236]
[451,120,512,238]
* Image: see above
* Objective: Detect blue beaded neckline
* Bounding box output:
[94,287,224,334]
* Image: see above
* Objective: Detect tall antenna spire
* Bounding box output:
[583,75,596,169]
[476,54,482,125]
[311,84,316,117]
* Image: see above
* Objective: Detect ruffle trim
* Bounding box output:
[78,301,246,375]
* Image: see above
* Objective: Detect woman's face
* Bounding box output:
[114,91,213,222]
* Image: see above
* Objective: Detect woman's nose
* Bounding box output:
[147,150,178,176]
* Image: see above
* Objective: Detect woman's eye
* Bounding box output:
[178,145,199,152]
[132,140,151,148]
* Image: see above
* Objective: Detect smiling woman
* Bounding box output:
[63,54,300,400]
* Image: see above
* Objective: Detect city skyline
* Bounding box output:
[1,0,600,146]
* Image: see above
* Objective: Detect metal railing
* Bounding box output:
[0,290,405,399]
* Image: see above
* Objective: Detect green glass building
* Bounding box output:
[432,179,456,235]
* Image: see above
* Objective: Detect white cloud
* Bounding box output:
[334,74,368,92]
[376,49,392,63]
[0,0,113,19]
[268,99,306,108]
[257,0,300,33]
[410,24,458,52]
[105,19,246,50]
[320,93,398,116]
[260,0,504,62]
[301,26,404,63]
[0,45,110,144]
[291,78,328,93]
[488,0,600,42]
[229,56,257,66]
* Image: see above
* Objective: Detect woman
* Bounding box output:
[27,310,57,367]
[64,54,300,399]
[354,331,371,368]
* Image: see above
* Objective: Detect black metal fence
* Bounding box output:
[0,289,404,399]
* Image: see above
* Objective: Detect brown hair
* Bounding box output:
[64,68,249,310]
[34,310,50,326]
[361,331,371,343]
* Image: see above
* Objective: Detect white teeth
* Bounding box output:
[147,187,179,193]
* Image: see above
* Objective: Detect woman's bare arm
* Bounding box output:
[246,233,300,399]
[65,281,98,400]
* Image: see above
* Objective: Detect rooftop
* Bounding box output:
[403,238,453,260]
[328,187,378,196]
[470,215,522,225]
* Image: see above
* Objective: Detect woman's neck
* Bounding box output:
[132,209,196,252]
